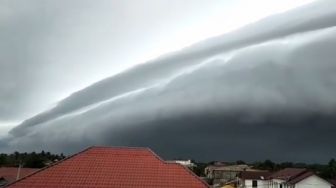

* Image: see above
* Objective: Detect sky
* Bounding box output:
[0,0,313,128]
[2,0,336,162]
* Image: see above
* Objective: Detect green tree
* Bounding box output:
[24,152,44,168]
[328,159,336,178]
[0,154,7,166]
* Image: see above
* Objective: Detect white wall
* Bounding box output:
[244,179,269,188]
[242,176,331,188]
[295,175,331,188]
[268,179,287,188]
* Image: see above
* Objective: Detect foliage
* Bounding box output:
[321,158,336,179]
[192,162,207,176]
[0,151,65,168]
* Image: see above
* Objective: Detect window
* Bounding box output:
[252,180,257,188]
[280,184,283,188]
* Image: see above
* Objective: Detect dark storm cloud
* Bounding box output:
[3,0,336,162]
[10,0,336,136]
[99,112,336,162]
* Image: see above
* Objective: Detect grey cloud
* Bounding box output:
[3,0,336,162]
[10,0,336,136]
[0,0,225,121]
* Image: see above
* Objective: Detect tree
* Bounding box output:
[236,160,246,165]
[0,151,66,168]
[278,162,293,170]
[320,158,336,179]
[24,152,45,168]
[264,160,275,170]
[254,160,275,171]
[327,159,336,178]
[0,154,7,166]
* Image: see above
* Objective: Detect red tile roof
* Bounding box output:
[240,171,271,180]
[0,167,38,184]
[7,146,209,188]
[268,168,308,180]
[287,171,314,184]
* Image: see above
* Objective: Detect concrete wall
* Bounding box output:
[295,175,331,188]
[244,179,268,188]
[268,175,331,188]
[269,179,292,188]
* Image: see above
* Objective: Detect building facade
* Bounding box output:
[245,168,333,188]
[238,171,271,188]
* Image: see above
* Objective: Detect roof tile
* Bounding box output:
[7,146,209,188]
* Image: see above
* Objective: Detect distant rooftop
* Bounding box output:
[207,164,253,172]
[268,168,308,180]
[268,168,332,185]
[239,171,272,180]
[0,167,38,186]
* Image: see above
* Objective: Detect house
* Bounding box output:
[7,146,209,188]
[205,164,259,186]
[238,171,271,188]
[237,168,333,188]
[0,167,38,187]
[205,164,252,180]
[268,168,332,188]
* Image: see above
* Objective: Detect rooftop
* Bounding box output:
[268,168,308,180]
[239,171,272,180]
[287,171,315,184]
[7,146,209,188]
[209,164,253,172]
[0,167,38,185]
[268,168,328,185]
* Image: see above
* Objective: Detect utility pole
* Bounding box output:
[16,162,22,180]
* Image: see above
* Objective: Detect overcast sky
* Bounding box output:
[0,0,313,128]
[3,0,336,162]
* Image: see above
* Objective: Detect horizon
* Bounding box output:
[1,146,335,165]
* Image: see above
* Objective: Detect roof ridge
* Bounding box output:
[287,171,323,185]
[89,145,150,150]
[169,163,210,187]
[138,148,209,187]
[5,146,92,187]
[145,147,167,162]
[287,169,310,181]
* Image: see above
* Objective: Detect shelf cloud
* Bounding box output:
[2,0,336,162]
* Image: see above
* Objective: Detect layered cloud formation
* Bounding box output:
[4,0,336,162]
